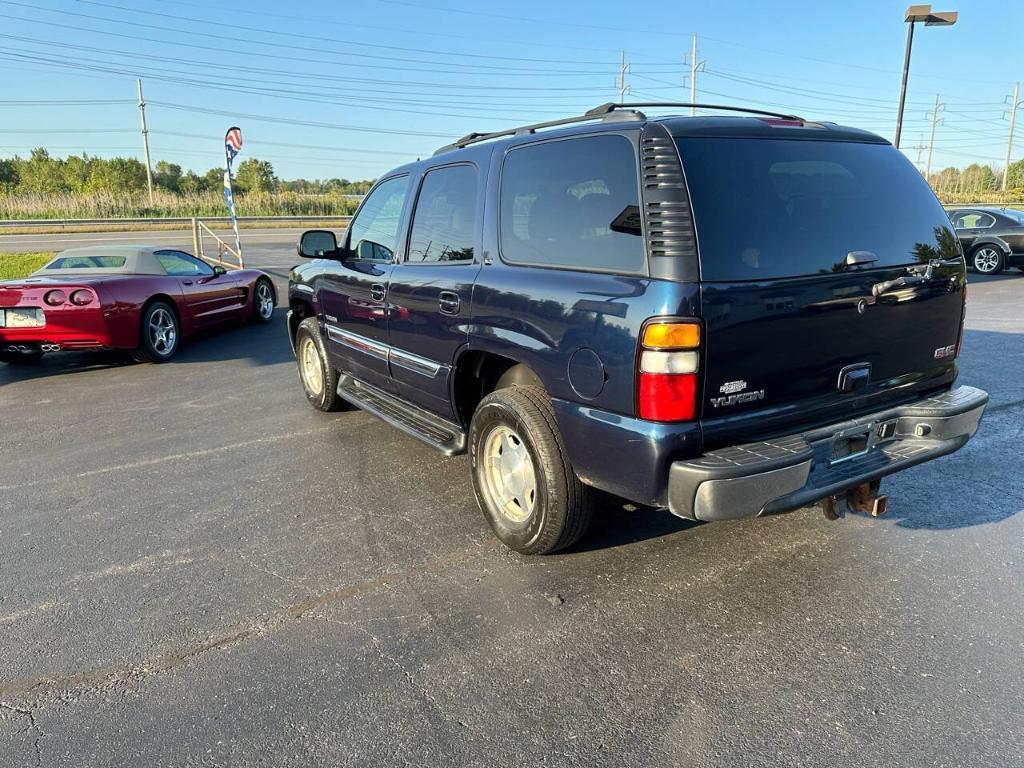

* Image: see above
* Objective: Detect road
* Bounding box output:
[0,227,305,264]
[1,230,1022,767]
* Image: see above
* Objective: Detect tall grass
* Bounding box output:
[0,190,361,220]
[0,252,53,280]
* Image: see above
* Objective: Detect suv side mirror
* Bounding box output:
[212,265,227,277]
[354,239,394,262]
[298,229,339,258]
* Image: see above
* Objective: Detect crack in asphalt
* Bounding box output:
[1,702,44,766]
[0,424,343,493]
[0,538,500,702]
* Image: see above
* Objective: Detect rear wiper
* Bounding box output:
[872,260,940,296]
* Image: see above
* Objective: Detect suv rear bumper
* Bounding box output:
[667,385,988,521]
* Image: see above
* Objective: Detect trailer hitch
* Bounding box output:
[821,480,888,520]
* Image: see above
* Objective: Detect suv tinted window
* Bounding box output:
[347,175,409,263]
[407,164,477,263]
[677,138,957,281]
[499,134,645,273]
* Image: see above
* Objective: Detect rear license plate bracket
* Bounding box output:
[829,423,876,464]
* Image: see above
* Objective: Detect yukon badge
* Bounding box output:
[711,380,765,408]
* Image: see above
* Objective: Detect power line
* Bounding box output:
[0,48,611,124]
[0,2,680,77]
[77,0,670,68]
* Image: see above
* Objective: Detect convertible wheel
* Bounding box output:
[294,317,345,411]
[0,346,44,365]
[971,246,1004,275]
[132,301,180,363]
[253,278,275,323]
[469,385,594,555]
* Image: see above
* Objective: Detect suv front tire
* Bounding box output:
[295,317,344,412]
[469,385,593,554]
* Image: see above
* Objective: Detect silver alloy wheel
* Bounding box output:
[481,425,537,523]
[256,281,274,319]
[973,247,1001,273]
[299,335,323,396]
[148,307,177,356]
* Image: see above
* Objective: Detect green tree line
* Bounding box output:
[928,159,1024,201]
[0,149,374,197]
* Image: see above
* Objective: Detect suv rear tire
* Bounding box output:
[469,385,593,554]
[294,317,345,412]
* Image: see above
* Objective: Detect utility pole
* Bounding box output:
[137,78,154,204]
[1002,81,1021,192]
[914,135,926,173]
[925,93,944,183]
[689,34,706,116]
[617,51,630,103]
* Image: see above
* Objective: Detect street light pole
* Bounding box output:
[894,21,915,149]
[894,5,958,149]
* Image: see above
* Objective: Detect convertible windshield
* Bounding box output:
[48,255,128,269]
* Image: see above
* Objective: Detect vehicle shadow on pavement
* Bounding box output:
[0,309,293,384]
[966,271,1024,284]
[172,308,294,367]
[568,494,701,553]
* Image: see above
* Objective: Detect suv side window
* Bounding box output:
[406,164,477,263]
[347,175,410,263]
[499,134,645,273]
[154,250,214,277]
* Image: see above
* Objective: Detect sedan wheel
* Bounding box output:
[133,301,180,363]
[149,307,177,356]
[972,247,1004,274]
[254,279,275,322]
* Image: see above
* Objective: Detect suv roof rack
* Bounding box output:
[433,102,805,155]
[587,102,804,121]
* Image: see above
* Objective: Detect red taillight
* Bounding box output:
[637,320,701,422]
[43,290,67,306]
[69,289,94,306]
[638,372,697,421]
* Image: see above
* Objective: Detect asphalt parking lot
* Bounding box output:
[1,232,1022,767]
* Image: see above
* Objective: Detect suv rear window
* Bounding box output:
[499,134,645,273]
[676,138,957,281]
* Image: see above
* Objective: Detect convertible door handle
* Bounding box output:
[370,283,386,302]
[438,291,460,315]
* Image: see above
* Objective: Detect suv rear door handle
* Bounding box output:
[370,283,386,302]
[438,291,460,315]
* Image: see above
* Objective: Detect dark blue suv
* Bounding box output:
[287,103,988,554]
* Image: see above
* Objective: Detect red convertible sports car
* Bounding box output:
[0,245,276,364]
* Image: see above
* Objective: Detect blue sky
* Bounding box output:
[0,0,1021,181]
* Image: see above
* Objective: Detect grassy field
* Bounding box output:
[0,190,361,220]
[0,252,53,280]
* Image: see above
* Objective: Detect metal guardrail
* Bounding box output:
[0,214,355,229]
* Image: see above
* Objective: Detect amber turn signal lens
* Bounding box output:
[642,322,700,349]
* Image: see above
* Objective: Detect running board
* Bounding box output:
[336,374,467,456]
